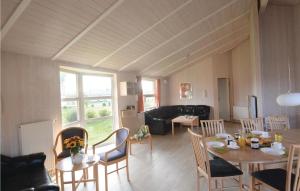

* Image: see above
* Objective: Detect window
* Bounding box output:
[142,79,156,111]
[60,71,114,145]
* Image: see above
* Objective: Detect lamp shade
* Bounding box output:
[276,93,300,106]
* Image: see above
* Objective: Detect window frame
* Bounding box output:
[60,69,115,129]
[142,78,157,111]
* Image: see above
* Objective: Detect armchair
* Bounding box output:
[53,127,88,183]
[93,128,129,191]
[121,110,152,155]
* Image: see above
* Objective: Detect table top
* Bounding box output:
[206,128,300,164]
[56,154,99,172]
[172,115,198,122]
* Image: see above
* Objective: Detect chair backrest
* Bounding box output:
[286,144,300,191]
[116,128,129,154]
[200,119,225,137]
[240,118,264,133]
[188,128,211,179]
[54,127,88,153]
[121,115,142,137]
[121,110,137,117]
[268,115,290,131]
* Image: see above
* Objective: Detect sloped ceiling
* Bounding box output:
[1,0,251,77]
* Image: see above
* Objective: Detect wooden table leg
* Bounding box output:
[94,164,99,191]
[172,121,175,136]
[72,171,76,191]
[60,171,64,191]
[191,122,194,131]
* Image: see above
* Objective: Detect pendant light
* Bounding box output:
[276,57,300,106]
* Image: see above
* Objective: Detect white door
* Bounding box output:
[218,78,230,121]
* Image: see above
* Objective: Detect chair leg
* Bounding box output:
[239,176,243,191]
[196,170,200,191]
[55,169,59,184]
[116,162,119,173]
[126,158,130,181]
[83,169,87,186]
[250,176,256,191]
[104,165,108,191]
[208,179,212,191]
[130,142,132,155]
[215,179,218,189]
[150,137,153,152]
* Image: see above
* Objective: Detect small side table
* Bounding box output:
[56,155,99,191]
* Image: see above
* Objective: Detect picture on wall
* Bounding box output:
[180,83,192,99]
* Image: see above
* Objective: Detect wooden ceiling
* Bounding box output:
[1,0,251,77]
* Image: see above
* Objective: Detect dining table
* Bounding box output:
[205,128,300,191]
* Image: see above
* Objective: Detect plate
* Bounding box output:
[227,145,240,150]
[206,141,225,148]
[251,130,265,135]
[216,133,232,139]
[260,148,285,156]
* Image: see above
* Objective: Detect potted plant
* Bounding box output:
[64,136,84,164]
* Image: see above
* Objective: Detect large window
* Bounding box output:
[60,71,114,145]
[142,79,156,111]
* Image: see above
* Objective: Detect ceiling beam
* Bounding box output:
[1,0,32,40]
[93,0,193,67]
[161,34,249,77]
[51,0,124,60]
[119,0,240,71]
[141,12,249,74]
[150,25,249,76]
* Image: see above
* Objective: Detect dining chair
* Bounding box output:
[53,127,88,183]
[188,128,243,191]
[268,115,290,131]
[251,144,300,191]
[200,119,225,137]
[93,128,130,191]
[240,118,264,133]
[120,111,152,155]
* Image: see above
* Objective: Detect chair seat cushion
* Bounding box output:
[99,150,126,162]
[252,168,295,191]
[209,158,243,177]
[57,150,71,159]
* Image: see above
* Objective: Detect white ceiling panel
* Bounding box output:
[1,0,252,76]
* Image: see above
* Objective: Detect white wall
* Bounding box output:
[1,51,62,156]
[259,4,298,128]
[167,57,215,116]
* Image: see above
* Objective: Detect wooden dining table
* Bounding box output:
[205,128,300,190]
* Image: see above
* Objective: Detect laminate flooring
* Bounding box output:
[60,122,272,191]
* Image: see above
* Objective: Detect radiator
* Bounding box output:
[19,120,55,170]
[233,106,249,120]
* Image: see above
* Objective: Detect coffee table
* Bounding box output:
[56,154,99,191]
[172,116,199,136]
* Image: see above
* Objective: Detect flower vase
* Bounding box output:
[71,152,84,165]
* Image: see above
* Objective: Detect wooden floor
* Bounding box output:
[60,122,271,191]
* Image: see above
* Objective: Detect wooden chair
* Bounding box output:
[251,144,300,191]
[188,129,243,191]
[200,119,225,137]
[120,110,152,155]
[53,127,88,184]
[240,118,264,133]
[268,115,290,131]
[93,128,129,191]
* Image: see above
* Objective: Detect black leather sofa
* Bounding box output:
[144,105,210,135]
[1,152,59,191]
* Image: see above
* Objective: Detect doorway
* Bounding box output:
[217,78,231,121]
